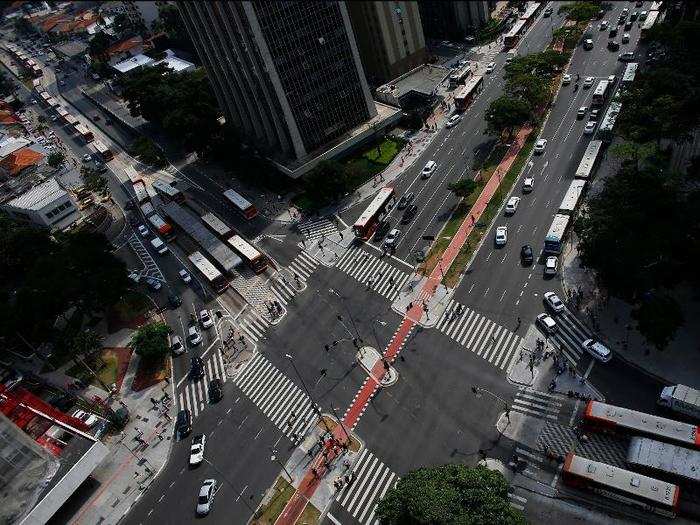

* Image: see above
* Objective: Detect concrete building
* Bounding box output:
[2,178,80,231]
[108,1,168,30]
[346,1,426,86]
[177,1,399,177]
[418,1,493,41]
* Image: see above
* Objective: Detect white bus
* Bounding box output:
[92,140,113,160]
[591,80,610,107]
[152,179,184,203]
[133,181,149,204]
[575,140,604,180]
[227,235,267,274]
[558,180,587,215]
[621,63,638,88]
[544,214,571,254]
[188,251,229,294]
[223,189,257,220]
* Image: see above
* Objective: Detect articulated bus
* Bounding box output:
[64,114,78,128]
[92,140,113,161]
[543,214,571,255]
[591,80,610,107]
[504,19,528,49]
[627,436,700,485]
[201,211,233,239]
[558,180,587,216]
[575,140,604,180]
[74,123,94,143]
[152,179,185,203]
[227,235,267,274]
[621,63,638,89]
[223,189,258,220]
[352,186,396,240]
[454,75,484,112]
[563,453,680,518]
[188,251,229,294]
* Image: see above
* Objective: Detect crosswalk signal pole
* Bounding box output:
[471,385,511,422]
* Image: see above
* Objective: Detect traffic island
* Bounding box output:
[391,275,452,328]
[357,346,398,386]
[218,316,257,378]
[252,476,321,525]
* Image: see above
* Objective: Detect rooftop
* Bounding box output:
[6,177,65,210]
[376,64,450,101]
[0,146,44,177]
[112,49,195,74]
[0,137,30,158]
[107,36,143,57]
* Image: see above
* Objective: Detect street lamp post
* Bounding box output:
[328,288,362,340]
[285,354,333,435]
[270,448,294,482]
[202,458,256,513]
[471,385,511,422]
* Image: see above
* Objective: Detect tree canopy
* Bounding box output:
[88,31,112,61]
[303,160,349,206]
[558,2,600,22]
[0,70,15,98]
[376,464,526,525]
[448,178,478,199]
[130,322,171,362]
[48,151,65,168]
[485,96,531,140]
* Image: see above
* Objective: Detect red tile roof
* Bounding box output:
[107,36,143,57]
[0,146,44,176]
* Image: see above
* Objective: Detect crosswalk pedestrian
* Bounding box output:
[298,216,337,242]
[335,246,410,301]
[335,448,398,525]
[270,250,320,305]
[177,350,227,419]
[236,308,269,343]
[550,310,594,366]
[233,353,318,440]
[510,388,562,421]
[435,300,523,372]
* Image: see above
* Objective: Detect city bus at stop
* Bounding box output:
[352,186,395,240]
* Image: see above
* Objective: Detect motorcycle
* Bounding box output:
[574,83,579,91]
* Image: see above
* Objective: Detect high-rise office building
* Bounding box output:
[346,1,426,86]
[178,1,381,175]
[418,1,493,41]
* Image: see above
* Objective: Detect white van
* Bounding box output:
[150,237,169,255]
[421,160,437,179]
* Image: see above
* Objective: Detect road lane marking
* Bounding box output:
[500,290,507,302]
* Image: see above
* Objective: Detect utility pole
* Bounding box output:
[285,354,333,435]
[471,385,511,422]
[270,448,293,482]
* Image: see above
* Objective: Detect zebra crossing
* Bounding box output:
[127,233,164,281]
[270,250,319,305]
[236,308,270,343]
[510,388,563,421]
[335,448,398,525]
[550,309,595,366]
[232,353,318,440]
[537,421,629,468]
[298,216,337,242]
[335,246,410,301]
[435,300,523,372]
[177,350,227,419]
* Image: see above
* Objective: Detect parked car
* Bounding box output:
[188,326,202,347]
[577,106,587,119]
[543,291,565,313]
[495,226,507,246]
[176,409,191,438]
[584,121,597,135]
[199,309,214,329]
[145,277,161,291]
[168,291,182,308]
[590,109,600,120]
[397,192,414,210]
[619,51,635,62]
[208,378,223,402]
[622,33,630,44]
[446,115,461,128]
[505,196,520,215]
[196,479,217,516]
[71,409,99,427]
[401,204,418,224]
[82,153,92,162]
[544,256,558,276]
[189,434,206,466]
[562,73,571,85]
[485,62,496,74]
[582,339,612,362]
[520,244,534,265]
[189,356,204,379]
[536,313,558,334]
[171,335,185,356]
[179,269,191,283]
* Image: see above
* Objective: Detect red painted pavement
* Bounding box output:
[274,126,533,525]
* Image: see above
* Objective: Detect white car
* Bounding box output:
[179,269,191,283]
[82,153,92,162]
[199,309,214,329]
[485,62,496,74]
[384,228,401,249]
[590,109,600,120]
[599,21,609,30]
[544,256,558,276]
[188,325,202,346]
[543,291,565,313]
[189,434,206,466]
[622,33,630,44]
[618,51,635,62]
[171,335,185,356]
[582,339,612,362]
[522,177,534,193]
[577,106,587,119]
[536,313,558,334]
[534,139,547,154]
[421,160,437,178]
[495,226,507,246]
[137,224,149,237]
[196,479,217,516]
[562,73,571,85]
[71,409,99,427]
[584,121,597,135]
[583,76,595,88]
[505,196,520,215]
[446,114,461,128]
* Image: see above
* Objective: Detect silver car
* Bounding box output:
[582,339,612,362]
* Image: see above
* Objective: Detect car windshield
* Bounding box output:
[198,495,209,504]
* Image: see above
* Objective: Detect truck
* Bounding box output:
[659,384,700,420]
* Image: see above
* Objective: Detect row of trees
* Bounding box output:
[485,50,570,140]
[574,20,700,349]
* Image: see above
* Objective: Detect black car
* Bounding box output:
[609,28,617,38]
[625,21,633,30]
[373,220,391,240]
[520,244,534,265]
[190,357,204,380]
[607,40,620,51]
[401,204,418,224]
[176,409,191,437]
[168,291,182,308]
[208,378,223,402]
[397,192,415,210]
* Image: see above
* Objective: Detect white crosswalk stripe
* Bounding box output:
[436,300,523,372]
[233,353,318,440]
[177,350,227,419]
[336,449,398,525]
[270,250,319,305]
[511,388,563,421]
[298,217,337,242]
[550,309,595,366]
[508,491,528,512]
[334,246,410,301]
[237,309,270,343]
[289,249,319,279]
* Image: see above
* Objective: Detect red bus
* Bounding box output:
[352,186,395,240]
[227,235,267,274]
[223,189,257,220]
[454,75,484,112]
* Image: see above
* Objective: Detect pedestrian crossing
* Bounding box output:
[298,216,337,242]
[127,233,164,281]
[236,308,270,343]
[538,421,629,469]
[335,246,410,301]
[435,300,523,372]
[270,250,319,305]
[335,448,398,525]
[289,249,319,280]
[510,388,563,421]
[550,309,595,366]
[233,353,318,441]
[177,350,227,419]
